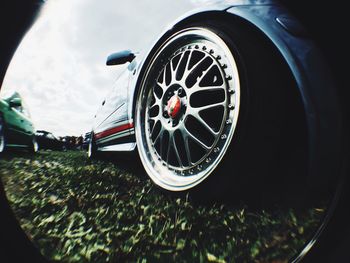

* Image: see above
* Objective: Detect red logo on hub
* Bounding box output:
[167,96,181,118]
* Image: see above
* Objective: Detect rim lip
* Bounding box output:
[136,27,240,191]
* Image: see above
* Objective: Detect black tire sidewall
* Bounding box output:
[180,19,305,204]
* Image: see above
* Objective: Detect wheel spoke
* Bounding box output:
[184,126,210,151]
[172,134,183,167]
[192,84,225,93]
[195,63,216,86]
[182,51,207,79]
[166,132,172,165]
[183,133,192,165]
[190,112,218,136]
[193,101,226,113]
[149,104,159,114]
[153,125,164,145]
[152,89,162,105]
[157,65,168,89]
[170,52,184,75]
[150,118,159,136]
[183,50,193,76]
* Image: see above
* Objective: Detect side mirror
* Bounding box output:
[106,50,135,66]
[9,97,22,108]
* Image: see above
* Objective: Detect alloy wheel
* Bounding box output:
[136,28,240,191]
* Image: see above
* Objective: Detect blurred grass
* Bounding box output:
[0,151,325,262]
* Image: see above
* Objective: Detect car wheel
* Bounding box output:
[87,133,97,159]
[135,21,304,195]
[29,137,38,153]
[0,115,6,153]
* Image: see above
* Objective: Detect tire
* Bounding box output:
[0,115,6,154]
[135,19,306,199]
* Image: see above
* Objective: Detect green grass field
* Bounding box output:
[0,151,325,262]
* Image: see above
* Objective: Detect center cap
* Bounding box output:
[167,95,181,118]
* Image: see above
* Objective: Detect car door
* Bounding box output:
[4,104,28,145]
[94,68,130,145]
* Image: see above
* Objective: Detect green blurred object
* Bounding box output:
[0,91,37,153]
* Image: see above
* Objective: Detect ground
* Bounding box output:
[0,150,325,262]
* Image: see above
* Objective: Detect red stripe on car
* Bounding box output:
[95,122,134,139]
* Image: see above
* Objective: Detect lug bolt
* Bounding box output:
[214,147,220,153]
[202,46,207,51]
[226,75,232,80]
[206,157,211,163]
[226,119,232,124]
[229,104,234,110]
[209,49,214,54]
[228,89,235,94]
[221,134,227,140]
[222,64,227,69]
[195,45,199,49]
[217,55,221,59]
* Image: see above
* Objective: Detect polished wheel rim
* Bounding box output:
[32,138,38,152]
[87,138,93,158]
[0,119,4,153]
[136,28,240,190]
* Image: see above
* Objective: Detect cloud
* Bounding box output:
[1,0,195,137]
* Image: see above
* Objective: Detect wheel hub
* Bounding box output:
[162,86,187,127]
[167,95,181,119]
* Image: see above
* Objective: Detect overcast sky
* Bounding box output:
[1,0,227,136]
